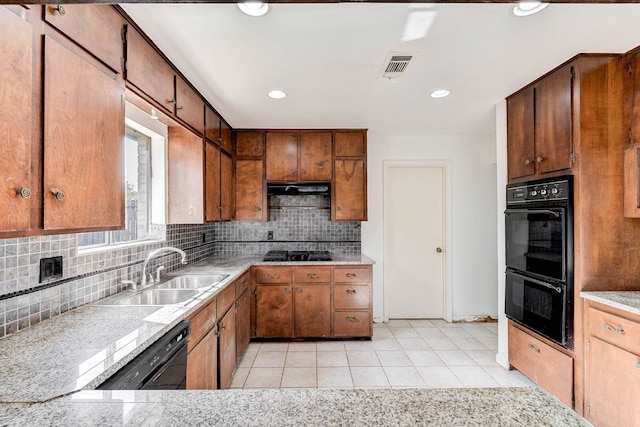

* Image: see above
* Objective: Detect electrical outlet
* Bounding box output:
[268,231,273,241]
[40,256,63,283]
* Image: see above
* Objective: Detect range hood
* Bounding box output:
[267,183,330,195]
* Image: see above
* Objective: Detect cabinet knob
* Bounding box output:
[337,206,341,211]
[301,169,307,175]
[177,105,184,111]
[291,169,296,175]
[54,5,66,15]
[285,287,291,294]
[221,324,227,330]
[254,206,262,212]
[17,188,31,199]
[296,287,302,293]
[635,361,640,369]
[536,156,544,163]
[242,280,248,286]
[524,159,532,165]
[436,247,443,253]
[337,148,342,153]
[50,188,65,201]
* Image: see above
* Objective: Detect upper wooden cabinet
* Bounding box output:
[176,76,204,135]
[236,130,265,158]
[43,36,125,231]
[167,126,204,224]
[266,130,332,182]
[335,131,365,157]
[205,106,221,143]
[0,7,33,233]
[125,26,175,114]
[624,47,640,145]
[220,153,233,221]
[333,159,367,221]
[235,160,265,221]
[204,141,221,222]
[266,131,299,182]
[220,120,232,155]
[507,64,573,181]
[44,4,124,73]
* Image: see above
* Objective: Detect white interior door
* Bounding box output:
[384,164,445,319]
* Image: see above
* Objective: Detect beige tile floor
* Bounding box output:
[230,319,534,389]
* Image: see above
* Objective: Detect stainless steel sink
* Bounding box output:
[155,274,229,289]
[110,289,198,306]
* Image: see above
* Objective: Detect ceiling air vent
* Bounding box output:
[378,52,418,80]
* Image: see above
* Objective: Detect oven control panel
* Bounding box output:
[507,179,570,204]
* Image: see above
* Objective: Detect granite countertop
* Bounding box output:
[0,253,375,403]
[580,290,640,316]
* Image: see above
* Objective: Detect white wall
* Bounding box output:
[362,132,498,322]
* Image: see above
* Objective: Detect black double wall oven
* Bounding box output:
[504,176,574,349]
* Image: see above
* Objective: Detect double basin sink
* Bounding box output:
[102,274,228,306]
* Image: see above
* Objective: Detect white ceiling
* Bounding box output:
[121,3,640,136]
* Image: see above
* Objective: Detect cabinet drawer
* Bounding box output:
[333,311,371,337]
[217,284,236,320]
[294,267,331,283]
[334,267,371,283]
[334,285,370,309]
[589,307,640,355]
[508,322,573,407]
[187,299,216,351]
[235,270,250,297]
[255,267,292,284]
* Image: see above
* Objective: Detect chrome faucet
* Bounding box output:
[139,247,187,290]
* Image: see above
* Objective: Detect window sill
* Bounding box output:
[78,239,165,256]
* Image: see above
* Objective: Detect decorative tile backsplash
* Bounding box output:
[0,194,361,338]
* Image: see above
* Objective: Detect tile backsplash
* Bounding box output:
[0,194,361,338]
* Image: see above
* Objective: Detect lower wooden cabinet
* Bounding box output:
[508,321,573,408]
[252,265,372,339]
[186,328,217,390]
[218,305,236,389]
[236,288,251,363]
[585,303,640,427]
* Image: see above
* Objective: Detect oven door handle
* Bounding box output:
[508,271,564,294]
[504,209,561,218]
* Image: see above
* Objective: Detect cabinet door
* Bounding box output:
[335,131,365,157]
[587,338,640,427]
[235,289,251,363]
[220,153,233,221]
[266,131,298,182]
[126,27,175,114]
[218,306,237,389]
[204,106,221,143]
[44,4,123,73]
[204,141,221,222]
[176,76,204,134]
[235,160,265,221]
[43,37,125,231]
[255,285,293,338]
[506,87,535,180]
[535,64,573,174]
[220,120,232,155]
[333,159,366,221]
[0,8,32,233]
[187,328,217,390]
[236,131,264,157]
[627,50,640,144]
[167,126,204,224]
[294,284,331,337]
[300,131,332,181]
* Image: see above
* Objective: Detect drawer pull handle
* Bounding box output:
[346,289,357,294]
[346,273,357,278]
[268,274,280,280]
[54,5,66,15]
[524,159,532,165]
[17,188,31,199]
[346,316,357,322]
[307,273,318,279]
[536,156,544,163]
[603,323,624,334]
[527,343,540,353]
[242,280,248,286]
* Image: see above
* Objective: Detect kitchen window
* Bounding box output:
[78,125,153,249]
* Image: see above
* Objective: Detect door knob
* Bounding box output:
[436,247,443,253]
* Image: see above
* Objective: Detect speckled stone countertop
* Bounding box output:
[580,291,640,316]
[0,388,587,427]
[0,254,374,403]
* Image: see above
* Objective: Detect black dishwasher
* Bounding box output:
[98,320,190,390]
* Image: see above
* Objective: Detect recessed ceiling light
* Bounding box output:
[430,89,450,99]
[268,90,287,99]
[238,1,269,17]
[512,2,549,17]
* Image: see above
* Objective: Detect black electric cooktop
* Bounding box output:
[263,250,332,262]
